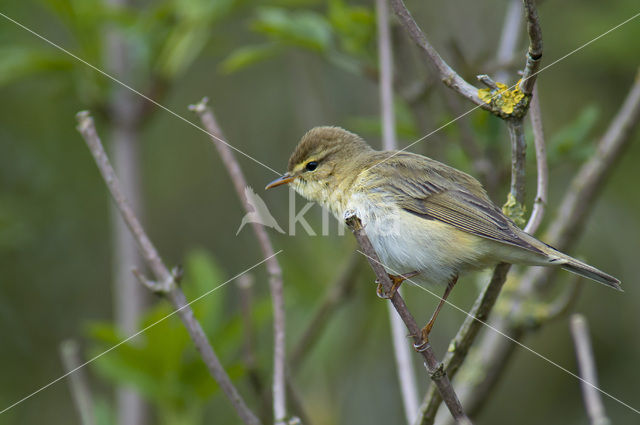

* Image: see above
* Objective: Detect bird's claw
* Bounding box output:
[375,271,420,299]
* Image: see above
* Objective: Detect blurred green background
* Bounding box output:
[1,0,639,424]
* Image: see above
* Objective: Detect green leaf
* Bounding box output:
[548,105,599,162]
[220,43,281,74]
[252,7,332,52]
[0,47,73,86]
[155,0,238,77]
[328,0,375,56]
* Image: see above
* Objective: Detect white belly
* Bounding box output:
[343,193,486,286]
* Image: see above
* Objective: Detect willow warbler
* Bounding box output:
[266,126,621,340]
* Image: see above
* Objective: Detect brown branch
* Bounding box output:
[189,98,287,424]
[416,263,510,425]
[345,214,471,425]
[76,111,262,425]
[389,0,486,109]
[59,340,96,425]
[524,86,548,234]
[520,0,543,95]
[570,315,610,425]
[506,119,527,205]
[445,68,640,420]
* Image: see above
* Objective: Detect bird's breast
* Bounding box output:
[344,192,487,285]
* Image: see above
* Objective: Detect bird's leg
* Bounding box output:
[419,275,458,344]
[376,271,420,299]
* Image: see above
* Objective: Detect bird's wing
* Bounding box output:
[363,153,542,254]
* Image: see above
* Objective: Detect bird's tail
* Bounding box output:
[559,256,622,291]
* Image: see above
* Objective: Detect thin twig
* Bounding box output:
[190,99,287,424]
[389,0,486,109]
[378,0,396,151]
[446,69,640,420]
[507,119,527,205]
[76,111,262,425]
[345,214,471,425]
[520,0,543,95]
[59,340,96,425]
[570,315,611,425]
[494,0,524,83]
[416,263,510,425]
[377,1,420,421]
[524,85,548,234]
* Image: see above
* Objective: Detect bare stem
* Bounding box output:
[520,0,543,95]
[190,99,287,425]
[570,315,611,425]
[507,119,527,205]
[389,0,486,108]
[377,1,420,421]
[524,86,548,234]
[76,111,262,425]
[494,0,524,83]
[378,0,397,150]
[416,263,511,425]
[446,69,640,420]
[59,340,96,425]
[345,214,471,425]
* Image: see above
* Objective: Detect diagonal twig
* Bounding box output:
[389,0,486,109]
[447,68,640,421]
[76,111,262,425]
[345,214,472,425]
[570,314,611,425]
[59,340,96,425]
[189,99,287,425]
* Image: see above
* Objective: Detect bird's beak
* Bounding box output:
[265,173,296,190]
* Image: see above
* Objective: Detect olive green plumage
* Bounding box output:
[267,126,621,291]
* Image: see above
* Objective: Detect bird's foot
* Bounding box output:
[410,324,434,353]
[375,271,420,299]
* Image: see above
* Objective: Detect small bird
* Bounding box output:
[266,126,621,341]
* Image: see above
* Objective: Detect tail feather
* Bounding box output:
[560,258,622,291]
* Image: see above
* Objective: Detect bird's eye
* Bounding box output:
[305,161,318,171]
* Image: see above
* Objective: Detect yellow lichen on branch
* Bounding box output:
[478,80,525,115]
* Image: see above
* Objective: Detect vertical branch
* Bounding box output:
[76,112,262,425]
[444,69,640,420]
[104,0,147,422]
[494,0,524,83]
[59,340,96,425]
[389,0,486,108]
[190,100,287,424]
[345,215,471,425]
[377,0,420,422]
[378,0,397,151]
[570,315,610,425]
[524,86,548,234]
[520,0,543,95]
[506,119,527,205]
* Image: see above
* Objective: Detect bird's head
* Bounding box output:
[265,126,372,205]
